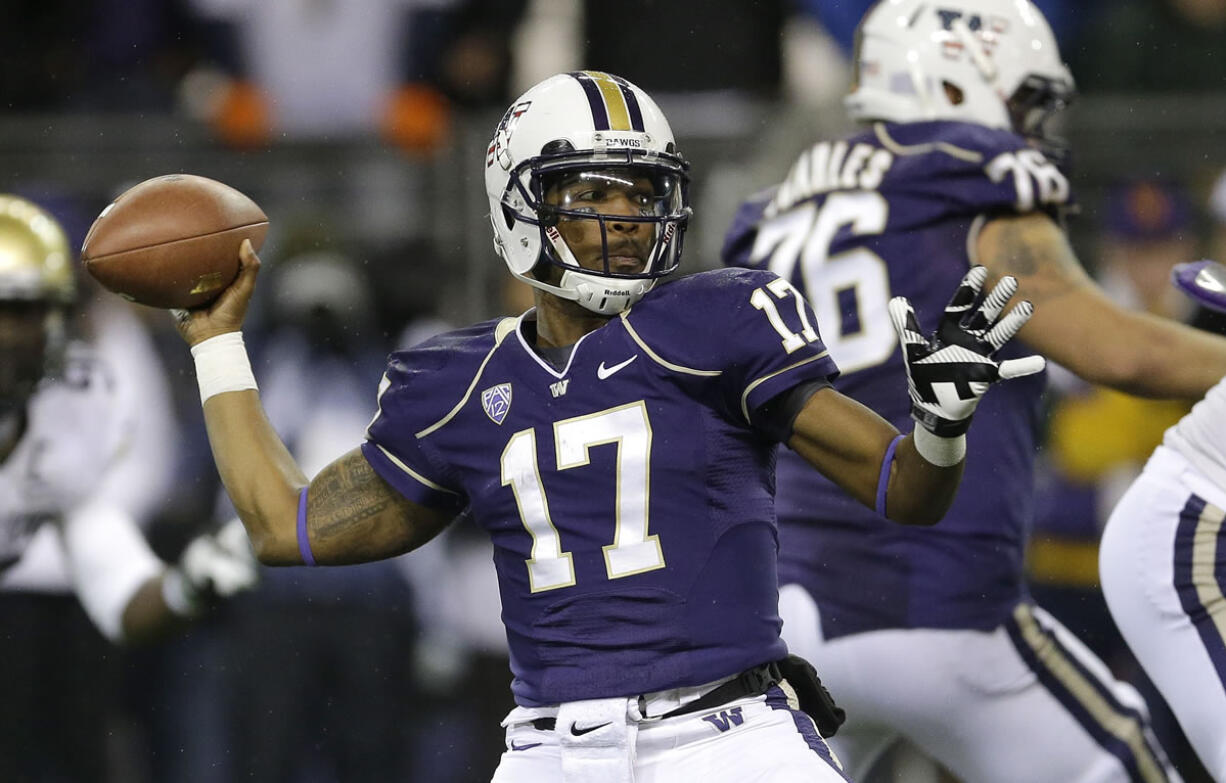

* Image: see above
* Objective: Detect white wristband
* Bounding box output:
[913,426,966,467]
[191,331,257,405]
[160,567,202,618]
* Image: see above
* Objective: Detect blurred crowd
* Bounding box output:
[4,1,1226,782]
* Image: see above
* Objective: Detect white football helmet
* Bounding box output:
[485,71,691,316]
[846,0,1074,153]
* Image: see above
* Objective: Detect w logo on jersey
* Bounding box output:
[481,383,513,425]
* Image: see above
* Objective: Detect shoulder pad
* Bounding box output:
[877,121,1073,215]
[370,317,516,440]
[721,187,776,270]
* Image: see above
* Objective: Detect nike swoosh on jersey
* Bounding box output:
[570,721,612,736]
[596,355,637,379]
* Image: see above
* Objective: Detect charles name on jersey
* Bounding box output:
[765,141,894,219]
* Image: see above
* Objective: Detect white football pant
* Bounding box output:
[491,685,849,783]
[780,586,1181,783]
[1101,445,1226,781]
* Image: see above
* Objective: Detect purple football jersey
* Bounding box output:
[363,268,838,706]
[723,121,1070,638]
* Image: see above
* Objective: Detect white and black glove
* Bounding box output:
[162,518,259,617]
[890,266,1045,440]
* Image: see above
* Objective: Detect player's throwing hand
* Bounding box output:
[890,265,1045,437]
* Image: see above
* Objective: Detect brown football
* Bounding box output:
[81,174,268,309]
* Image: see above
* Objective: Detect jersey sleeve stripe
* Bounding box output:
[619,313,722,377]
[415,318,517,438]
[371,443,459,495]
[739,352,831,423]
[873,122,983,163]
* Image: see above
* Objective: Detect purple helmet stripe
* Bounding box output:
[569,71,610,131]
[610,74,646,132]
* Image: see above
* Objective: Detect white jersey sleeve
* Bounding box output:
[0,346,163,641]
[60,497,163,642]
[1163,375,1226,491]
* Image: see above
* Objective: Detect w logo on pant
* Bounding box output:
[701,707,745,733]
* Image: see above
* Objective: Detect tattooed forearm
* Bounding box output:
[991,220,1042,277]
[978,212,1090,308]
[306,449,450,563]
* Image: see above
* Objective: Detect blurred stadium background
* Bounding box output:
[3,0,1225,781]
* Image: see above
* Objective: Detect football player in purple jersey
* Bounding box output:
[723,1,1226,781]
[170,70,1041,782]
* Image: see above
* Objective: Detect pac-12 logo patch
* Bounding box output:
[481,383,513,425]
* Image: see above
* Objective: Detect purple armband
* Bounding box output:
[875,434,903,517]
[297,487,317,566]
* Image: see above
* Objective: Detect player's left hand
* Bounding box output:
[164,518,259,616]
[890,265,1045,437]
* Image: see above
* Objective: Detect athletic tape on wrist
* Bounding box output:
[297,486,317,566]
[875,434,904,517]
[913,426,966,467]
[190,331,257,405]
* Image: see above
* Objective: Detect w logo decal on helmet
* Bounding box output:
[487,101,533,171]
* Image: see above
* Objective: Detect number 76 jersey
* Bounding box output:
[723,120,1068,638]
[363,268,838,706]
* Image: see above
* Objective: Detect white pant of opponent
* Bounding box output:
[779,586,1182,783]
[491,678,848,783]
[1101,445,1226,781]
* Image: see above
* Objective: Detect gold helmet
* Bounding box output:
[0,194,75,304]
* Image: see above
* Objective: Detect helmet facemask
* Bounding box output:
[500,146,691,315]
[1006,74,1076,166]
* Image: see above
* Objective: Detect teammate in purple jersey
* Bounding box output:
[167,70,1041,783]
[723,1,1226,781]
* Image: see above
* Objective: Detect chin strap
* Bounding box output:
[563,271,651,316]
[538,225,655,316]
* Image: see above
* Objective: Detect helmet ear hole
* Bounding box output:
[942,81,965,106]
[502,203,517,229]
[541,139,574,155]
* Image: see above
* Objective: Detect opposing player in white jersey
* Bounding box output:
[723,1,1226,781]
[1101,260,1226,781]
[0,194,255,644]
